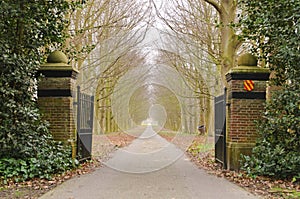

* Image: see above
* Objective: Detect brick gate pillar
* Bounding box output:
[38,51,78,146]
[225,53,269,170]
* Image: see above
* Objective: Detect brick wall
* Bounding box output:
[38,77,76,91]
[225,53,269,170]
[37,51,78,145]
[38,97,76,142]
[228,98,264,143]
[227,80,267,144]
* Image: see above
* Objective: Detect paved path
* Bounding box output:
[40,126,258,199]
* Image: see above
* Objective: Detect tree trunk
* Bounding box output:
[219,0,239,84]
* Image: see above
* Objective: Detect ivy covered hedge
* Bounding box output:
[0,1,81,183]
[239,0,300,180]
[242,87,300,179]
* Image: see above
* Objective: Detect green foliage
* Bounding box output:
[0,145,78,183]
[0,1,82,182]
[239,0,300,179]
[239,0,300,86]
[241,85,300,179]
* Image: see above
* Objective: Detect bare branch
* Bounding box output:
[203,0,222,15]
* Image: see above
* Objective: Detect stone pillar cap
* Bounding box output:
[229,53,269,74]
[47,50,68,63]
[226,53,270,81]
[41,51,79,73]
[237,53,257,66]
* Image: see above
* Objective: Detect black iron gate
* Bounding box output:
[214,89,227,169]
[75,86,94,161]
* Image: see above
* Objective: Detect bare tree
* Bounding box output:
[153,0,242,85]
[63,0,153,133]
[95,49,147,133]
[148,0,242,134]
[66,0,153,70]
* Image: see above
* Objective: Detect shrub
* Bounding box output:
[0,1,81,183]
[239,0,300,180]
[241,86,300,179]
[0,144,78,183]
